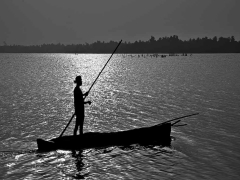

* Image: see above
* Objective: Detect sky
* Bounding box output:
[0,0,240,45]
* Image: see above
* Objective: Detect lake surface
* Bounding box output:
[0,53,240,179]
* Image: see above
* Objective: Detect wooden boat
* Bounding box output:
[37,122,172,151]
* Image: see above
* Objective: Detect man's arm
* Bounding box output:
[83,91,89,98]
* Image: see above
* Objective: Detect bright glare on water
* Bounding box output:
[0,53,240,179]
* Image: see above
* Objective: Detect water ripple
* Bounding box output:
[1,54,240,179]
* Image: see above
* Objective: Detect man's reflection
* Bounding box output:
[72,150,89,179]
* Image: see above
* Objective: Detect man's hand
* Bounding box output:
[84,100,91,105]
[84,91,89,97]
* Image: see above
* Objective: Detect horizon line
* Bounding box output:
[2,35,239,46]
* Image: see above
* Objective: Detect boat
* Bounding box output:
[37,122,172,151]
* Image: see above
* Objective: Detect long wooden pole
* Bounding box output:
[162,113,199,124]
[87,40,122,94]
[59,40,122,138]
[59,113,75,137]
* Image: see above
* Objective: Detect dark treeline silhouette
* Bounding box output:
[1,35,240,53]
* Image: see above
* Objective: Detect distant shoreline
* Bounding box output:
[0,52,239,54]
[1,35,240,53]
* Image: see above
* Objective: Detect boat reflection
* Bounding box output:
[70,143,173,179]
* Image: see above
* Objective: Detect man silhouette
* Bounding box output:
[73,76,91,136]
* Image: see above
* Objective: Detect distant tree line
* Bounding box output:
[1,35,240,53]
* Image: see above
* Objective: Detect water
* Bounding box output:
[0,53,240,179]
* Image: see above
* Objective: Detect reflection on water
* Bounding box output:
[0,145,175,179]
[35,145,175,180]
[0,53,240,179]
[72,150,89,179]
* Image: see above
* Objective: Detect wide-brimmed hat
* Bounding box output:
[74,76,82,83]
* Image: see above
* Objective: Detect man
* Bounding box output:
[73,75,91,136]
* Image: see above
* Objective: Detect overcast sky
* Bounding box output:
[0,0,240,45]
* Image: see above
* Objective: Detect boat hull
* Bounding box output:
[37,123,171,151]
